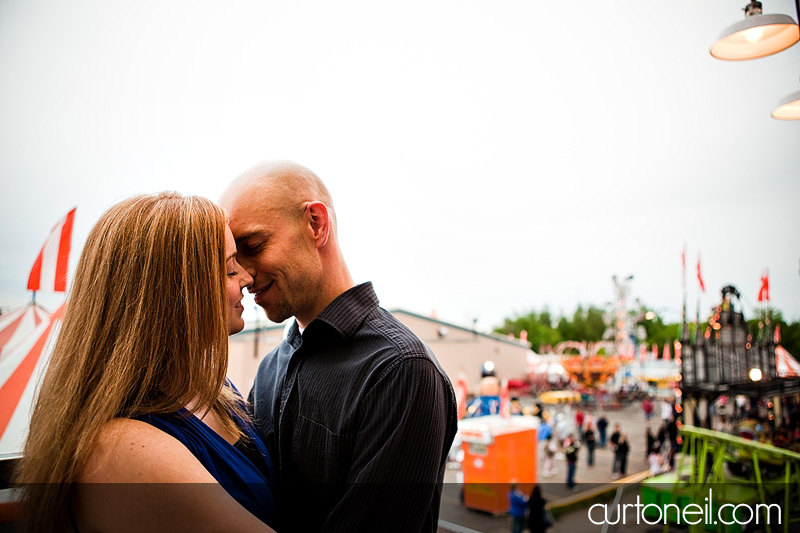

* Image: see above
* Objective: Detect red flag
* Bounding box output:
[663,343,671,361]
[696,254,706,293]
[774,324,781,344]
[757,270,769,302]
[681,245,686,290]
[27,208,76,293]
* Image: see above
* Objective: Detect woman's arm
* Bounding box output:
[73,418,274,533]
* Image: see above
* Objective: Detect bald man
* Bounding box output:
[220,161,458,532]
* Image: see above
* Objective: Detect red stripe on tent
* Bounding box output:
[26,251,43,292]
[31,305,49,327]
[0,305,64,440]
[0,313,26,352]
[54,208,76,292]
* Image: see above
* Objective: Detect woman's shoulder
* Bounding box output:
[79,418,218,483]
[72,418,276,532]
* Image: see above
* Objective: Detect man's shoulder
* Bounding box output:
[359,307,451,374]
[362,306,428,353]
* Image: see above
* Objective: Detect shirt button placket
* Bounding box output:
[277,337,302,474]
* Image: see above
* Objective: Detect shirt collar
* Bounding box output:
[311,282,379,339]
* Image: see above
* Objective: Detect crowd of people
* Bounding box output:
[531,394,687,496]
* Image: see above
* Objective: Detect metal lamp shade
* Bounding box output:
[771,90,800,119]
[710,13,799,60]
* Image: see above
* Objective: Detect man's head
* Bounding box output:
[220,160,353,328]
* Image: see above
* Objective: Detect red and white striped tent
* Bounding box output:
[0,304,51,357]
[0,304,64,454]
[776,345,800,378]
[0,208,75,455]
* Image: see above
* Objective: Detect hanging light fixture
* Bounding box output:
[710,1,800,60]
[772,83,800,119]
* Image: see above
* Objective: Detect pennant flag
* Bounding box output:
[696,254,706,293]
[27,208,76,293]
[757,270,770,302]
[774,324,781,344]
[681,245,686,290]
[663,343,671,361]
[652,344,659,360]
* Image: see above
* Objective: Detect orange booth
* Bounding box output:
[459,415,538,514]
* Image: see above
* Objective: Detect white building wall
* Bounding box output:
[226,310,534,397]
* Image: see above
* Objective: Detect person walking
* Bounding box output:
[542,434,558,478]
[642,397,654,422]
[527,485,551,533]
[564,434,580,491]
[645,426,656,460]
[597,414,609,448]
[584,422,597,467]
[610,423,622,478]
[508,483,528,533]
[614,433,630,479]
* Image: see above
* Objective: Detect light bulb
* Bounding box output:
[744,26,765,43]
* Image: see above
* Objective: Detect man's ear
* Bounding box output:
[305,201,330,248]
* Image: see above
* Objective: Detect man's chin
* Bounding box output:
[260,304,292,325]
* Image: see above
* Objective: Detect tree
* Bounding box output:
[495,305,800,361]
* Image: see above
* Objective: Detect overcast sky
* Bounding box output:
[1,0,798,335]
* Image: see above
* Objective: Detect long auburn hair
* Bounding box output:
[14,192,247,532]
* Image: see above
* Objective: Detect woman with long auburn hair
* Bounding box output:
[14,192,276,532]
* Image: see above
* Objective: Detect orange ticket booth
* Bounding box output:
[459,415,538,514]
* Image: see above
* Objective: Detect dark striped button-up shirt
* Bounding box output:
[249,282,458,532]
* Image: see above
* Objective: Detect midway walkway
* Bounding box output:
[438,400,664,532]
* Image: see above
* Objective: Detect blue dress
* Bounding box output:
[136,404,276,527]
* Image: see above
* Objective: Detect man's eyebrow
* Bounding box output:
[234,229,269,248]
[233,230,265,246]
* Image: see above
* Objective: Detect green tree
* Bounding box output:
[496,304,800,361]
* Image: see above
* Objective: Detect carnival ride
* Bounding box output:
[642,425,800,533]
[554,341,624,387]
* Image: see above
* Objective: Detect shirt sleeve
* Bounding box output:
[322,356,456,532]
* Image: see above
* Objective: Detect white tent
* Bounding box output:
[776,345,800,378]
